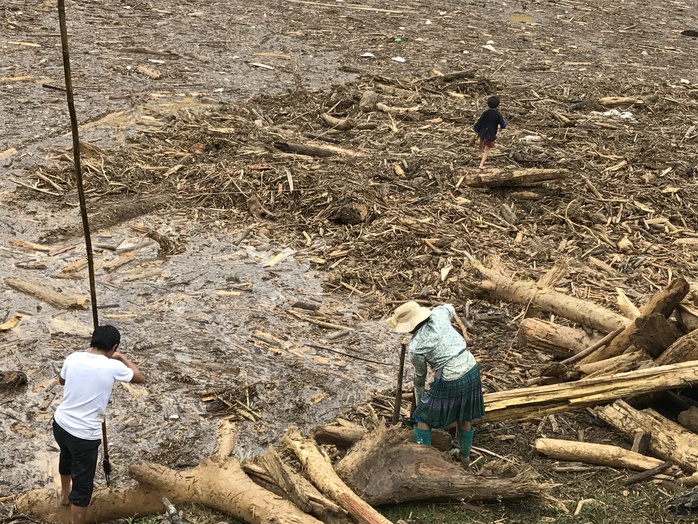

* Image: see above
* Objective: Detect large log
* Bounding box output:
[483,361,698,422]
[273,141,361,158]
[525,258,568,319]
[533,438,672,471]
[576,351,649,378]
[314,421,453,452]
[314,421,368,449]
[281,427,393,524]
[462,168,568,188]
[656,328,698,366]
[334,426,551,505]
[579,278,689,364]
[469,261,630,333]
[15,421,320,524]
[594,400,698,472]
[5,277,89,310]
[517,318,598,358]
[14,484,168,524]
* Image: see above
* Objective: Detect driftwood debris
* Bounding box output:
[483,361,698,422]
[5,277,88,310]
[161,498,183,524]
[534,363,581,385]
[321,113,355,130]
[462,168,568,188]
[656,328,698,366]
[676,303,698,332]
[257,446,313,515]
[375,102,420,115]
[314,420,453,452]
[562,327,624,367]
[595,400,698,472]
[0,371,28,389]
[625,461,674,485]
[598,96,645,107]
[579,278,689,364]
[517,318,598,358]
[469,261,630,333]
[273,141,361,158]
[15,421,321,524]
[422,70,476,83]
[629,314,684,358]
[334,426,551,506]
[524,258,569,318]
[358,91,378,112]
[668,489,698,516]
[281,427,393,524]
[678,407,698,434]
[254,446,346,522]
[533,438,672,472]
[616,287,642,320]
[273,140,336,157]
[576,351,650,378]
[631,431,652,455]
[0,314,22,332]
[247,451,347,520]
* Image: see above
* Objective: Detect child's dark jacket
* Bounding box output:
[473,108,507,141]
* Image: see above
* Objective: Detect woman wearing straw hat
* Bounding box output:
[386,301,485,463]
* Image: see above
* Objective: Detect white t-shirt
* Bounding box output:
[54,351,134,440]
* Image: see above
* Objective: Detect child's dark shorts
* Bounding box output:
[52,419,101,507]
[479,137,496,148]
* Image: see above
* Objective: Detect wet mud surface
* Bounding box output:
[0,210,399,494]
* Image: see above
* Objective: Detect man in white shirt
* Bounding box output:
[53,325,144,524]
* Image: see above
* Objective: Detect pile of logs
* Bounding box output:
[13,421,551,524]
[468,258,698,489]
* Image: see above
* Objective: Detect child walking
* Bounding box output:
[473,95,507,169]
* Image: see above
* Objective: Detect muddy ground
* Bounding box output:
[2,0,698,522]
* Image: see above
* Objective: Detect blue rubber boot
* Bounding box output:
[459,428,474,463]
[413,426,432,446]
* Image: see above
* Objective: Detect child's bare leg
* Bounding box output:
[71,504,89,524]
[479,145,491,168]
[60,474,71,505]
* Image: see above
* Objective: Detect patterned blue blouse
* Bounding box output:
[408,304,477,401]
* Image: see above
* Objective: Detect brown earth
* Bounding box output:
[2,0,698,522]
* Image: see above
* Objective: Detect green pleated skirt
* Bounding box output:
[413,364,485,429]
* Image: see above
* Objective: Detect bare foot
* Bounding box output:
[57,489,69,506]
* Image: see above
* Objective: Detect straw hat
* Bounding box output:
[385,301,432,333]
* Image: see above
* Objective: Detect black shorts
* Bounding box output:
[52,419,101,507]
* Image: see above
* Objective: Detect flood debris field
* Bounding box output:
[2,0,698,522]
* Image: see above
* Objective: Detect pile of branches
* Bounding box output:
[22,68,698,323]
